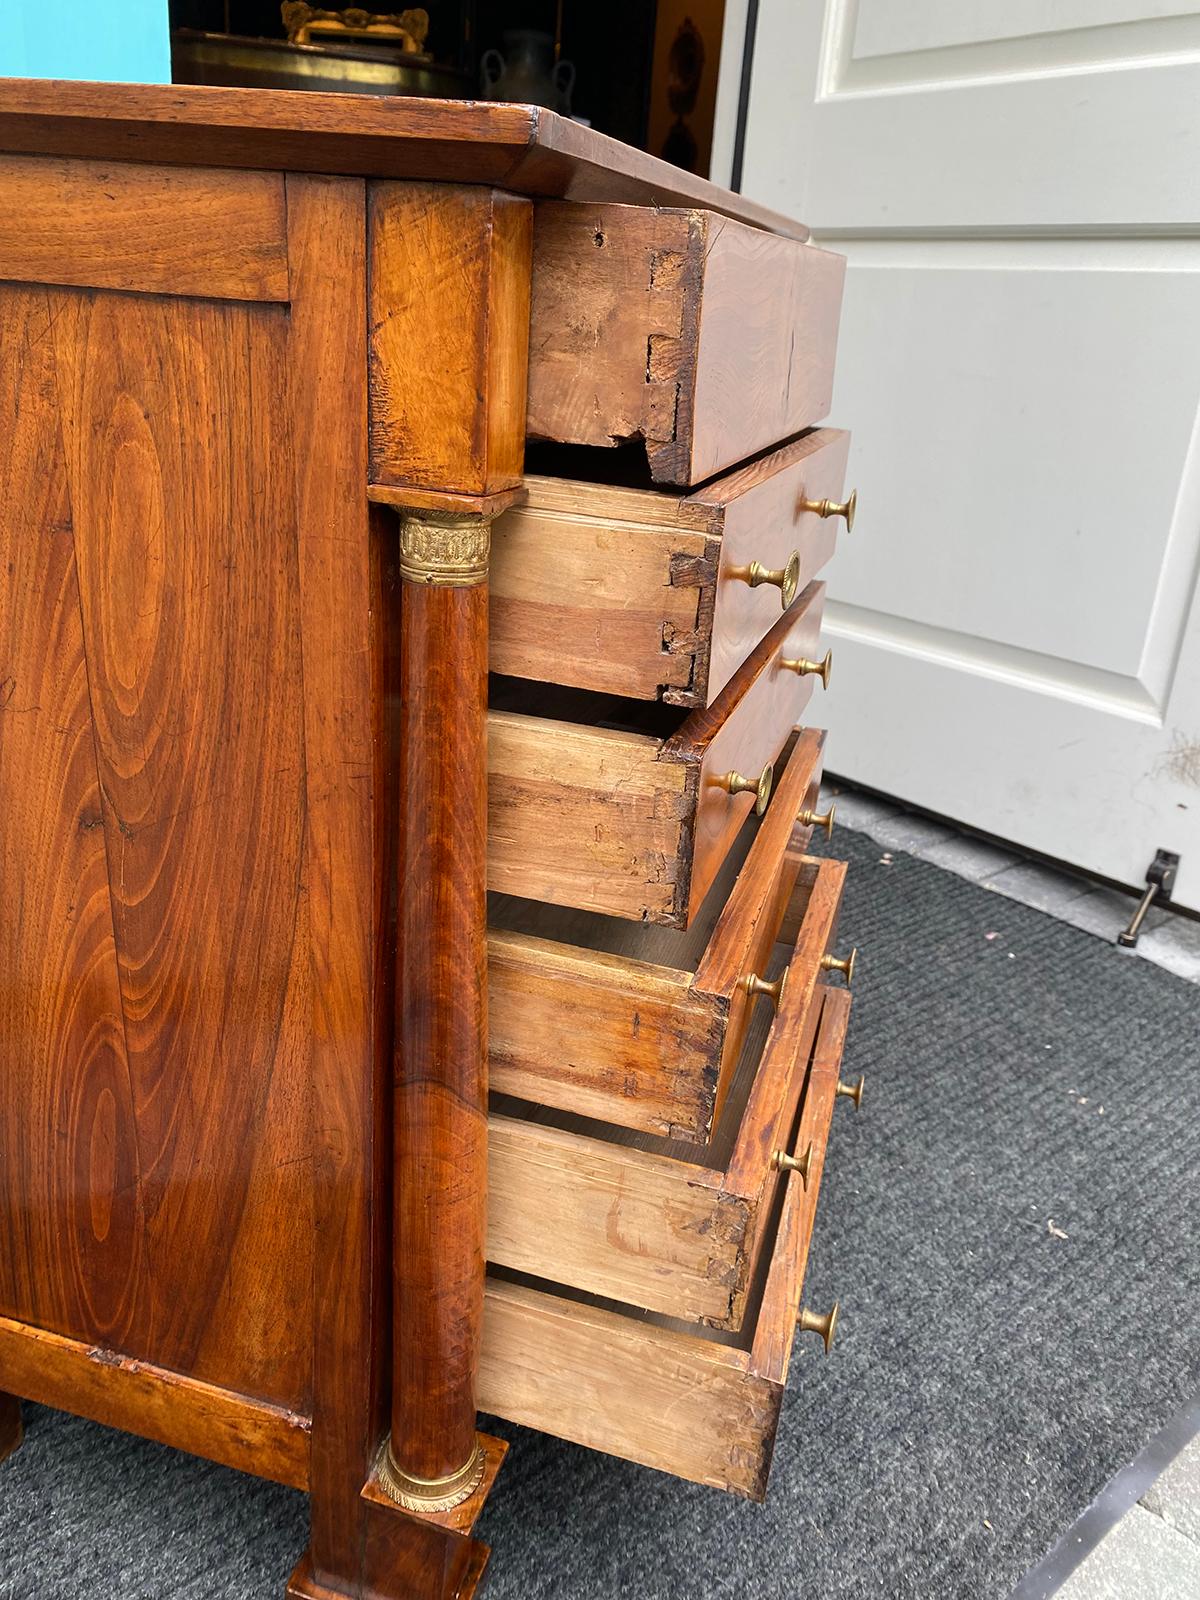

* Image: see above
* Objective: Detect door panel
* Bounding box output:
[725,0,1200,908]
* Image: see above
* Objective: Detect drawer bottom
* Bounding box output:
[479,987,851,1500]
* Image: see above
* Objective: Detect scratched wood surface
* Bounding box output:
[526,203,844,485]
[479,990,852,1500]
[486,857,846,1329]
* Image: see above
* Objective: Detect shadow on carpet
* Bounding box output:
[1,827,1197,1600]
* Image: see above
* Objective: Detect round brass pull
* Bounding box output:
[743,970,784,1009]
[780,648,832,689]
[730,550,801,609]
[820,947,857,986]
[719,762,774,816]
[836,1074,865,1111]
[798,803,836,839]
[799,1301,840,1354]
[799,489,856,531]
[774,1143,814,1187]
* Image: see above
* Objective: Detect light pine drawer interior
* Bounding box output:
[479,987,852,1500]
[488,727,828,1142]
[487,581,826,927]
[526,201,845,486]
[489,429,850,708]
[486,852,849,1331]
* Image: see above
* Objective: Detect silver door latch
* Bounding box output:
[1117,849,1180,948]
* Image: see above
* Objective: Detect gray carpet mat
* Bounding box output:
[1,827,1197,1599]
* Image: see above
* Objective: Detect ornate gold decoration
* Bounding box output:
[742,970,784,1009]
[820,947,858,986]
[780,648,833,689]
[797,803,836,839]
[281,3,431,52]
[799,1301,840,1354]
[398,512,493,587]
[376,1438,487,1512]
[717,762,774,816]
[728,550,801,609]
[774,1143,814,1186]
[799,489,857,531]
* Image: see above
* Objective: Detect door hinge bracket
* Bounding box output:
[1116,849,1180,948]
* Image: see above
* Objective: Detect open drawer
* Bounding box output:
[487,580,826,926]
[488,727,828,1142]
[526,201,845,486]
[480,987,852,1500]
[486,852,851,1330]
[491,429,852,707]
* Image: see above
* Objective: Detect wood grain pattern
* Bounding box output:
[485,856,847,1328]
[487,711,689,922]
[0,284,148,1351]
[0,1313,309,1489]
[0,80,809,239]
[0,155,289,301]
[479,989,852,1499]
[393,577,489,1483]
[679,582,827,921]
[488,930,723,1139]
[369,182,532,494]
[285,175,394,1594]
[487,587,826,926]
[527,203,843,484]
[487,729,826,1140]
[488,431,849,707]
[51,286,313,1409]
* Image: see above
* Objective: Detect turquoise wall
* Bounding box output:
[1,0,170,83]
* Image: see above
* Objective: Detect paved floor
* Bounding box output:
[822,782,1200,985]
[1058,1435,1200,1600]
[823,780,1200,1599]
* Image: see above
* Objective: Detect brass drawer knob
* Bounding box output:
[798,803,835,839]
[799,489,857,531]
[836,1074,865,1111]
[820,947,857,986]
[774,1143,814,1187]
[780,648,832,689]
[719,761,774,815]
[799,1301,840,1354]
[743,970,784,1008]
[730,550,801,609]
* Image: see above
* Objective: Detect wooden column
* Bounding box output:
[381,511,493,1509]
[366,182,532,1524]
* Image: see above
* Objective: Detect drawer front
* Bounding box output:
[487,429,850,708]
[480,987,852,1500]
[682,581,826,922]
[486,855,850,1330]
[527,201,845,486]
[488,728,828,1143]
[486,583,827,926]
[707,429,850,703]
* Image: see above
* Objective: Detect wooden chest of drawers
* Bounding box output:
[0,79,860,1600]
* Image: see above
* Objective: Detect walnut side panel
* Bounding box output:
[53,287,313,1411]
[0,284,148,1350]
[0,155,289,301]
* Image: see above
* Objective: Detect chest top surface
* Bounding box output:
[0,78,808,241]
